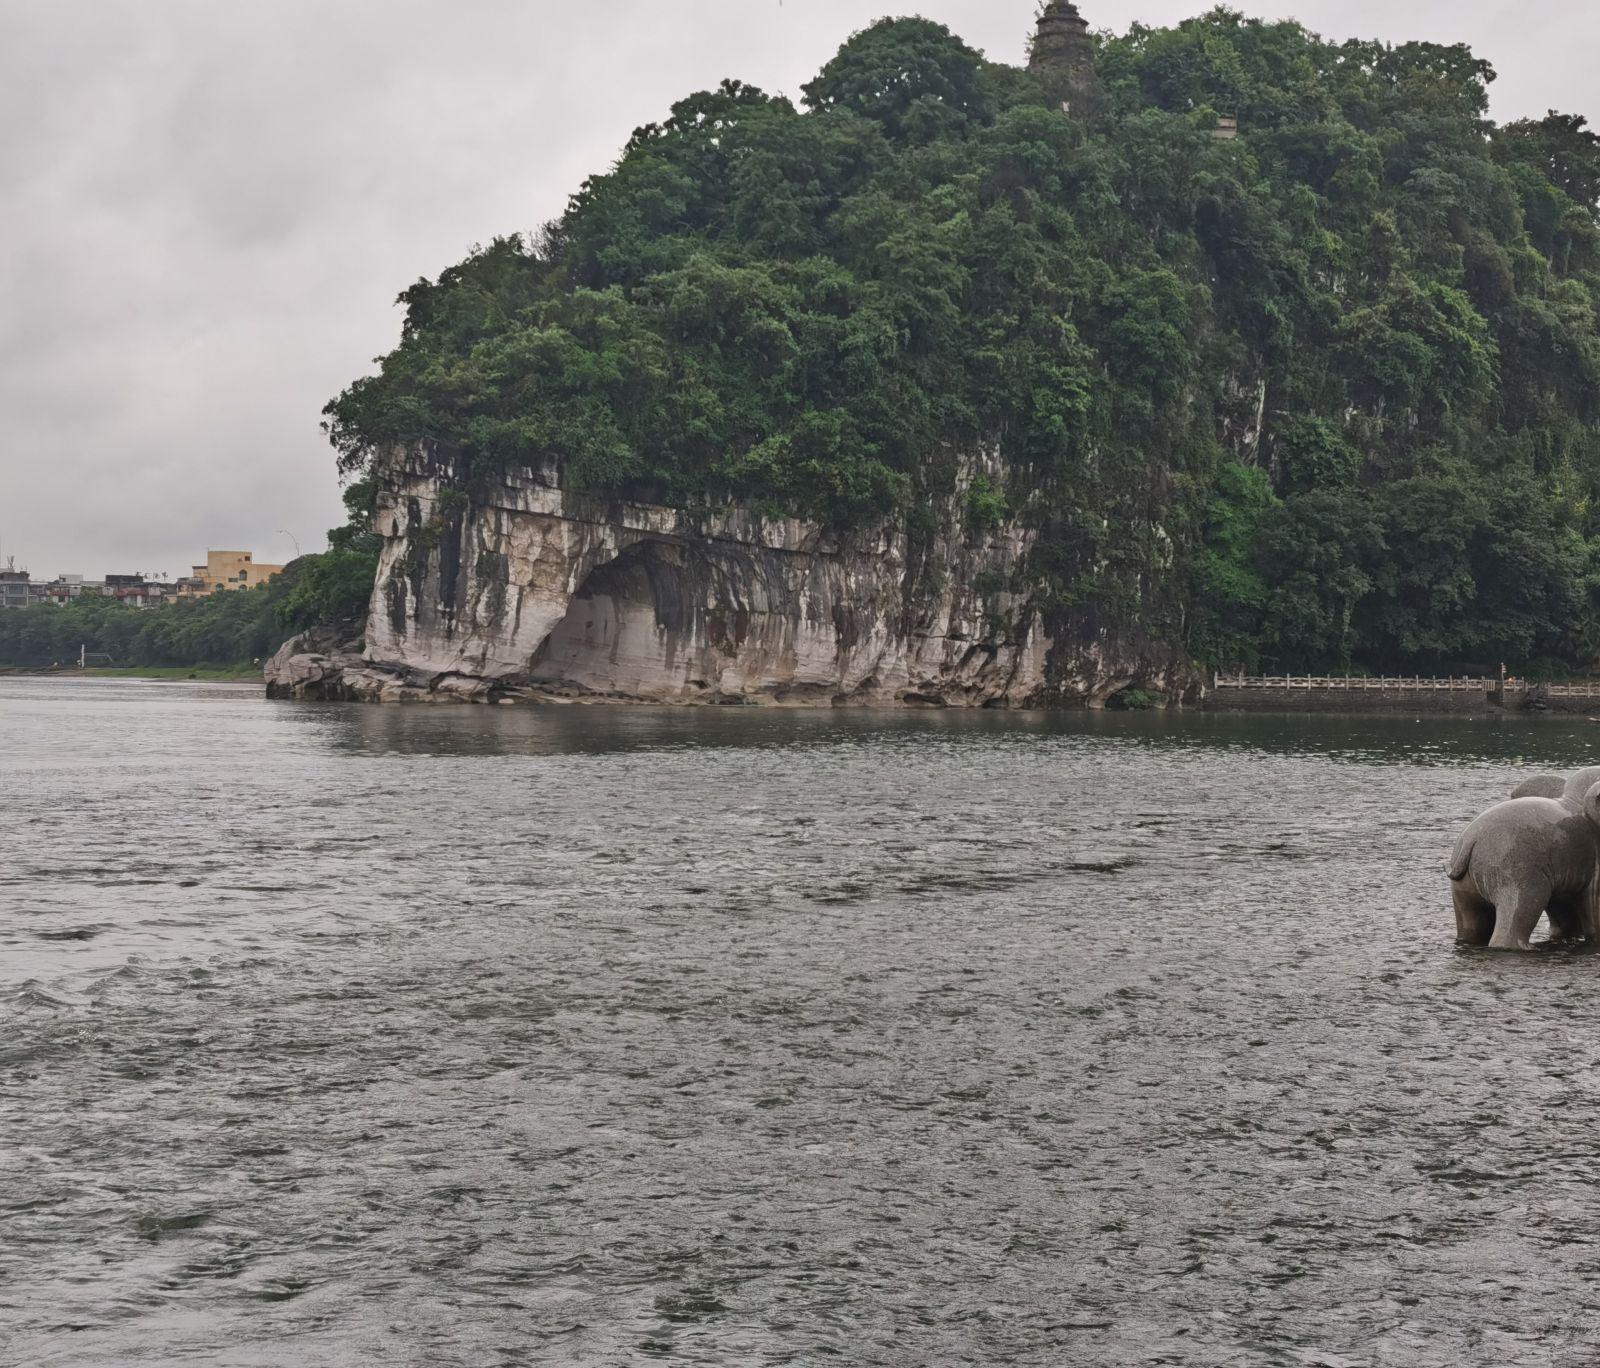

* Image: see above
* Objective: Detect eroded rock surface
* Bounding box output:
[270,445,1194,708]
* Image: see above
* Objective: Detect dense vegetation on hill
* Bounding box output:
[0,483,379,669]
[324,8,1600,675]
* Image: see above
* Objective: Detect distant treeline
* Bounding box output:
[0,484,379,669]
[1,586,298,669]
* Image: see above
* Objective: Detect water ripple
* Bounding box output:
[7,679,1600,1364]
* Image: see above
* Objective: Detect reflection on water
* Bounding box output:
[6,677,1600,1365]
[257,682,1600,767]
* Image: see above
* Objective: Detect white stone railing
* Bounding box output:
[1214,675,1511,692]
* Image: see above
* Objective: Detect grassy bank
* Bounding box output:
[0,664,261,682]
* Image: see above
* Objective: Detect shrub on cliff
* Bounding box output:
[274,478,382,636]
[324,8,1600,676]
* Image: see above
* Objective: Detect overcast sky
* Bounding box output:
[2,1,1594,579]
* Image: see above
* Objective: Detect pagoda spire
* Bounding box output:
[1029,1,1097,116]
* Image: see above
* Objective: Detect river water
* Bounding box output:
[6,678,1600,1366]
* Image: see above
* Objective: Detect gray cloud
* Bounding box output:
[2,0,1594,579]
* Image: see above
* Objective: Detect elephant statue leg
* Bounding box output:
[1452,883,1495,946]
[1488,885,1551,952]
[1547,896,1588,944]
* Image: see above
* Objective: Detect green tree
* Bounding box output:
[317,7,1600,681]
[801,18,991,142]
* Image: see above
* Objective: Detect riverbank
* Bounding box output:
[0,664,260,682]
[1204,676,1600,717]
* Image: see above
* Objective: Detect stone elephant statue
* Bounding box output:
[1449,781,1600,950]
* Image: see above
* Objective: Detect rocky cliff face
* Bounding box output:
[268,445,1194,707]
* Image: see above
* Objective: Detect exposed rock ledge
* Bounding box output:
[266,445,1195,708]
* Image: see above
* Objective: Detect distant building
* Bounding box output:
[177,550,285,597]
[103,575,170,608]
[3,567,185,609]
[1214,115,1240,141]
[0,562,32,609]
[37,575,110,604]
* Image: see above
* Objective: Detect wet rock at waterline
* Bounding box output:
[262,630,366,702]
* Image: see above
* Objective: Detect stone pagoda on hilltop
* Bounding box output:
[1029,0,1098,116]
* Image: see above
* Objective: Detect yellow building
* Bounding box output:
[177,550,285,597]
